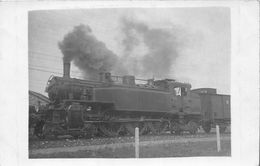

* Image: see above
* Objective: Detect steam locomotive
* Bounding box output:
[34,62,230,138]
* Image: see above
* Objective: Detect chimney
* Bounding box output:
[63,62,71,78]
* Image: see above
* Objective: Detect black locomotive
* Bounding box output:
[33,62,230,138]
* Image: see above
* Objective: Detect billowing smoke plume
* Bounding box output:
[120,18,181,78]
[59,20,183,80]
[58,24,118,80]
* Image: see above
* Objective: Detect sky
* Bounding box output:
[29,7,230,96]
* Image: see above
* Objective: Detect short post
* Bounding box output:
[135,127,139,158]
[216,125,221,152]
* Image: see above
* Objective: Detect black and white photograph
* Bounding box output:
[28,7,231,158]
[0,1,259,166]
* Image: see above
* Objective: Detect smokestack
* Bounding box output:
[63,61,71,78]
[58,24,119,80]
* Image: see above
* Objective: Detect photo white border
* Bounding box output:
[0,1,258,166]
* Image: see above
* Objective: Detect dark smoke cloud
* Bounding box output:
[58,24,118,80]
[59,20,183,80]
[120,18,181,78]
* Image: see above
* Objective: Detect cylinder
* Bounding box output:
[63,62,71,78]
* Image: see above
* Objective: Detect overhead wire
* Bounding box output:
[29,49,85,90]
[29,50,83,74]
[29,50,62,59]
[29,64,82,74]
[29,67,83,78]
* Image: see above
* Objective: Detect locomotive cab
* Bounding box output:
[161,80,193,113]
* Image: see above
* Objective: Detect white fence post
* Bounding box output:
[216,125,221,152]
[135,127,139,158]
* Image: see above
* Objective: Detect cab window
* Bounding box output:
[174,87,181,96]
[174,87,187,96]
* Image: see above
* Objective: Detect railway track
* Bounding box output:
[29,131,231,150]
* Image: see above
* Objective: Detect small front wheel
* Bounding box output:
[219,126,226,133]
[188,121,199,134]
[34,120,45,139]
[202,121,211,133]
[170,121,182,135]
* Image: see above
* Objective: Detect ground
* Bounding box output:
[29,134,231,158]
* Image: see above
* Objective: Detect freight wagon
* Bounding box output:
[192,88,230,133]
